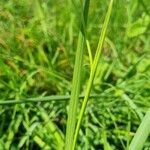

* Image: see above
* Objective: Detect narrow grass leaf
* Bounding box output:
[65,0,90,150]
[0,94,100,105]
[129,108,150,150]
[72,0,113,149]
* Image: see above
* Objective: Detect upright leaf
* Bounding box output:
[72,0,113,149]
[65,0,90,150]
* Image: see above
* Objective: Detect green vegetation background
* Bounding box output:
[0,0,149,149]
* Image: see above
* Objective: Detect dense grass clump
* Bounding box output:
[0,0,150,149]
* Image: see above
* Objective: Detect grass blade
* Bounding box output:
[122,93,143,120]
[0,94,100,106]
[129,108,150,150]
[72,0,113,149]
[65,0,90,150]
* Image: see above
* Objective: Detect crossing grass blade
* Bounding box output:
[65,0,90,150]
[72,0,114,149]
[0,94,100,105]
[129,108,150,150]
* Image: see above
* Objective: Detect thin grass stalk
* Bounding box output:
[72,1,113,149]
[65,0,90,150]
[129,108,150,150]
[0,94,100,105]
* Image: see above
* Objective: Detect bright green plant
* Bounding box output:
[72,0,113,149]
[129,108,150,150]
[65,0,90,149]
[0,0,150,149]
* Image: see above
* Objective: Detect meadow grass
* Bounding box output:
[0,0,150,149]
[65,0,90,149]
[72,0,113,149]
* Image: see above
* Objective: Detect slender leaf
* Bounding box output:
[65,0,90,150]
[72,0,113,149]
[129,108,150,150]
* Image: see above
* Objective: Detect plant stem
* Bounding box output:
[65,1,90,150]
[72,1,113,149]
[0,94,100,105]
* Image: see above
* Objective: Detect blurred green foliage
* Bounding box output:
[0,0,149,149]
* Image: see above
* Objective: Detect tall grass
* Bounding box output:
[72,0,113,149]
[0,0,150,149]
[65,0,90,149]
